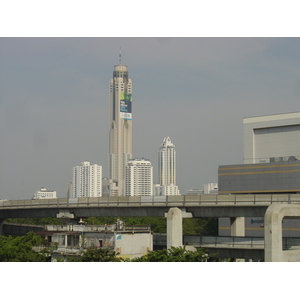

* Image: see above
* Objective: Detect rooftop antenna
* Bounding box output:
[119,47,122,65]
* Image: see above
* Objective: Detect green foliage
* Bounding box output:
[84,217,118,225]
[6,216,218,236]
[183,218,218,235]
[0,231,211,262]
[67,246,209,262]
[84,216,218,235]
[68,248,125,262]
[0,232,49,262]
[85,216,167,233]
[6,217,63,225]
[131,246,210,262]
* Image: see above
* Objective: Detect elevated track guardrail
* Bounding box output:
[1,194,300,210]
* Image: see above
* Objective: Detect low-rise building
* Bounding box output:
[36,220,153,261]
[32,188,57,199]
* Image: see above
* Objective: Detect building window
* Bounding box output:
[67,235,80,247]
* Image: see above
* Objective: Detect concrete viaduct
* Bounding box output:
[1,194,300,262]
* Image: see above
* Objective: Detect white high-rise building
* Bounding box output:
[109,51,132,196]
[125,158,153,196]
[72,161,102,198]
[158,137,180,196]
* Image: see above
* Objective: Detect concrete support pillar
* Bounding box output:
[230,217,245,237]
[264,204,285,262]
[167,208,183,249]
[229,217,245,261]
[56,210,75,224]
[264,204,300,262]
[165,207,193,249]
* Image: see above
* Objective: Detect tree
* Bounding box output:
[68,246,210,262]
[84,216,167,233]
[0,232,49,262]
[85,216,218,235]
[131,246,210,262]
[68,248,125,262]
[183,218,218,235]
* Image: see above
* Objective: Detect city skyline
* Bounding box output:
[1,37,300,199]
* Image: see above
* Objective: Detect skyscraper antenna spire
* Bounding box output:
[119,47,122,65]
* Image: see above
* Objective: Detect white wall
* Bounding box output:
[114,233,153,259]
[243,112,300,164]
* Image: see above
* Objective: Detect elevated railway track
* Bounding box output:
[1,194,300,219]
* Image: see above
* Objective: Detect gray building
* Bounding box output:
[219,217,300,238]
[218,112,300,237]
[218,161,300,194]
[219,111,300,194]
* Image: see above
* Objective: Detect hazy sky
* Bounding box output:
[1,37,300,199]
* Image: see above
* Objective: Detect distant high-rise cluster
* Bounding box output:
[69,53,181,197]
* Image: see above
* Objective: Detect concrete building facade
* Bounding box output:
[109,58,133,196]
[102,177,118,197]
[72,161,102,198]
[125,158,153,196]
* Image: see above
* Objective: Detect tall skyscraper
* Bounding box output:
[109,51,132,196]
[158,137,180,195]
[125,158,153,196]
[72,161,102,197]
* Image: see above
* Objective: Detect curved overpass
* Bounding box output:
[1,194,299,219]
